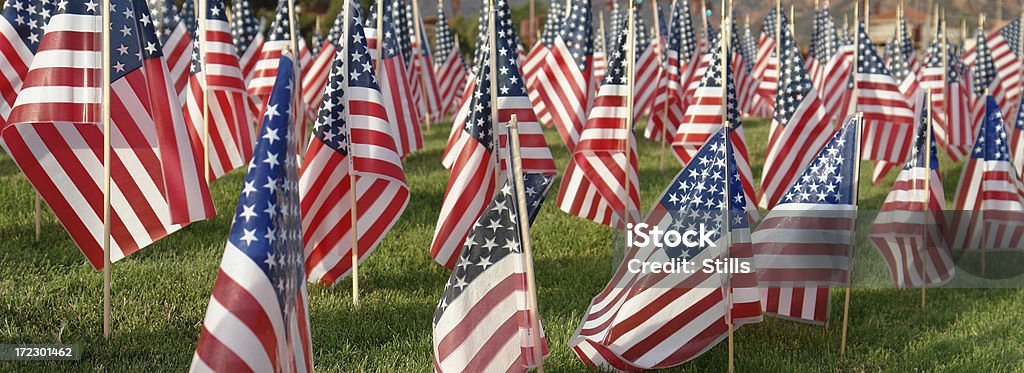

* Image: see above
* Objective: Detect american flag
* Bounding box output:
[753,116,859,325]
[557,26,640,229]
[815,7,853,120]
[230,0,264,83]
[310,30,323,56]
[593,22,607,84]
[759,18,834,211]
[646,0,695,143]
[534,0,593,153]
[871,38,923,185]
[569,126,762,370]
[728,18,754,120]
[430,10,556,269]
[969,27,1009,140]
[871,103,956,289]
[522,0,561,127]
[409,10,443,123]
[190,54,313,372]
[807,4,840,92]
[433,0,467,116]
[751,8,784,116]
[0,0,55,125]
[805,5,824,87]
[179,0,195,37]
[366,0,423,156]
[950,96,1024,251]
[964,17,1022,120]
[920,26,971,161]
[608,0,621,52]
[247,1,295,102]
[2,0,214,269]
[182,0,256,181]
[300,11,343,119]
[853,22,915,164]
[152,0,192,100]
[1013,97,1024,178]
[628,5,656,120]
[896,12,920,76]
[673,33,760,214]
[739,17,764,117]
[432,172,553,372]
[300,3,409,286]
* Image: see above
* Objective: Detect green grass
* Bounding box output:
[2,119,1024,372]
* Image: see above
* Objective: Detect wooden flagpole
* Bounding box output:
[376,0,385,84]
[338,0,360,308]
[197,0,211,182]
[840,112,864,358]
[774,0,780,72]
[488,0,502,188]
[922,90,934,311]
[34,193,41,241]
[287,0,303,163]
[980,14,988,278]
[529,0,536,42]
[847,1,859,116]
[412,0,432,131]
[700,0,708,44]
[624,0,635,229]
[653,0,667,171]
[101,0,113,339]
[718,2,736,371]
[507,114,545,372]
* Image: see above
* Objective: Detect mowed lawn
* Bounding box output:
[2,118,1024,372]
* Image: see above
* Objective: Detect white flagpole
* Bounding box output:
[508,114,545,372]
[841,112,864,357]
[412,0,432,131]
[101,0,113,339]
[197,0,211,182]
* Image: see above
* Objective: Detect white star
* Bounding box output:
[240,229,258,245]
[240,204,257,221]
[263,151,280,169]
[264,103,280,120]
[263,127,280,144]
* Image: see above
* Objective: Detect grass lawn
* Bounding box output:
[2,118,1024,372]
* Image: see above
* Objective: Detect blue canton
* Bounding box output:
[230,0,261,56]
[2,0,56,53]
[974,96,1012,161]
[780,115,859,205]
[559,0,592,72]
[774,20,812,126]
[972,28,998,96]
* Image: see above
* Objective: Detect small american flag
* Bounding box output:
[534,0,593,153]
[628,6,656,120]
[853,22,915,164]
[300,11,343,117]
[409,13,443,122]
[182,0,256,181]
[431,172,554,372]
[816,7,853,120]
[1012,97,1024,177]
[431,8,556,269]
[152,0,193,100]
[969,27,1008,139]
[808,5,840,94]
[920,26,971,161]
[247,1,295,100]
[365,0,423,156]
[964,17,1022,120]
[0,0,55,125]
[753,116,859,325]
[592,22,607,84]
[871,102,956,288]
[3,0,214,269]
[950,96,1024,251]
[646,1,695,143]
[673,33,760,214]
[191,54,313,372]
[523,0,562,127]
[752,8,785,116]
[570,126,762,370]
[557,25,640,229]
[759,18,834,211]
[871,39,922,184]
[300,3,410,285]
[230,0,265,83]
[179,0,196,37]
[433,1,467,116]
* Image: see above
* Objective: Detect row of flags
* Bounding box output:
[3,0,1024,371]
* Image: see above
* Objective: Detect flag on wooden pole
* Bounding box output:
[191,54,313,372]
[300,3,410,285]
